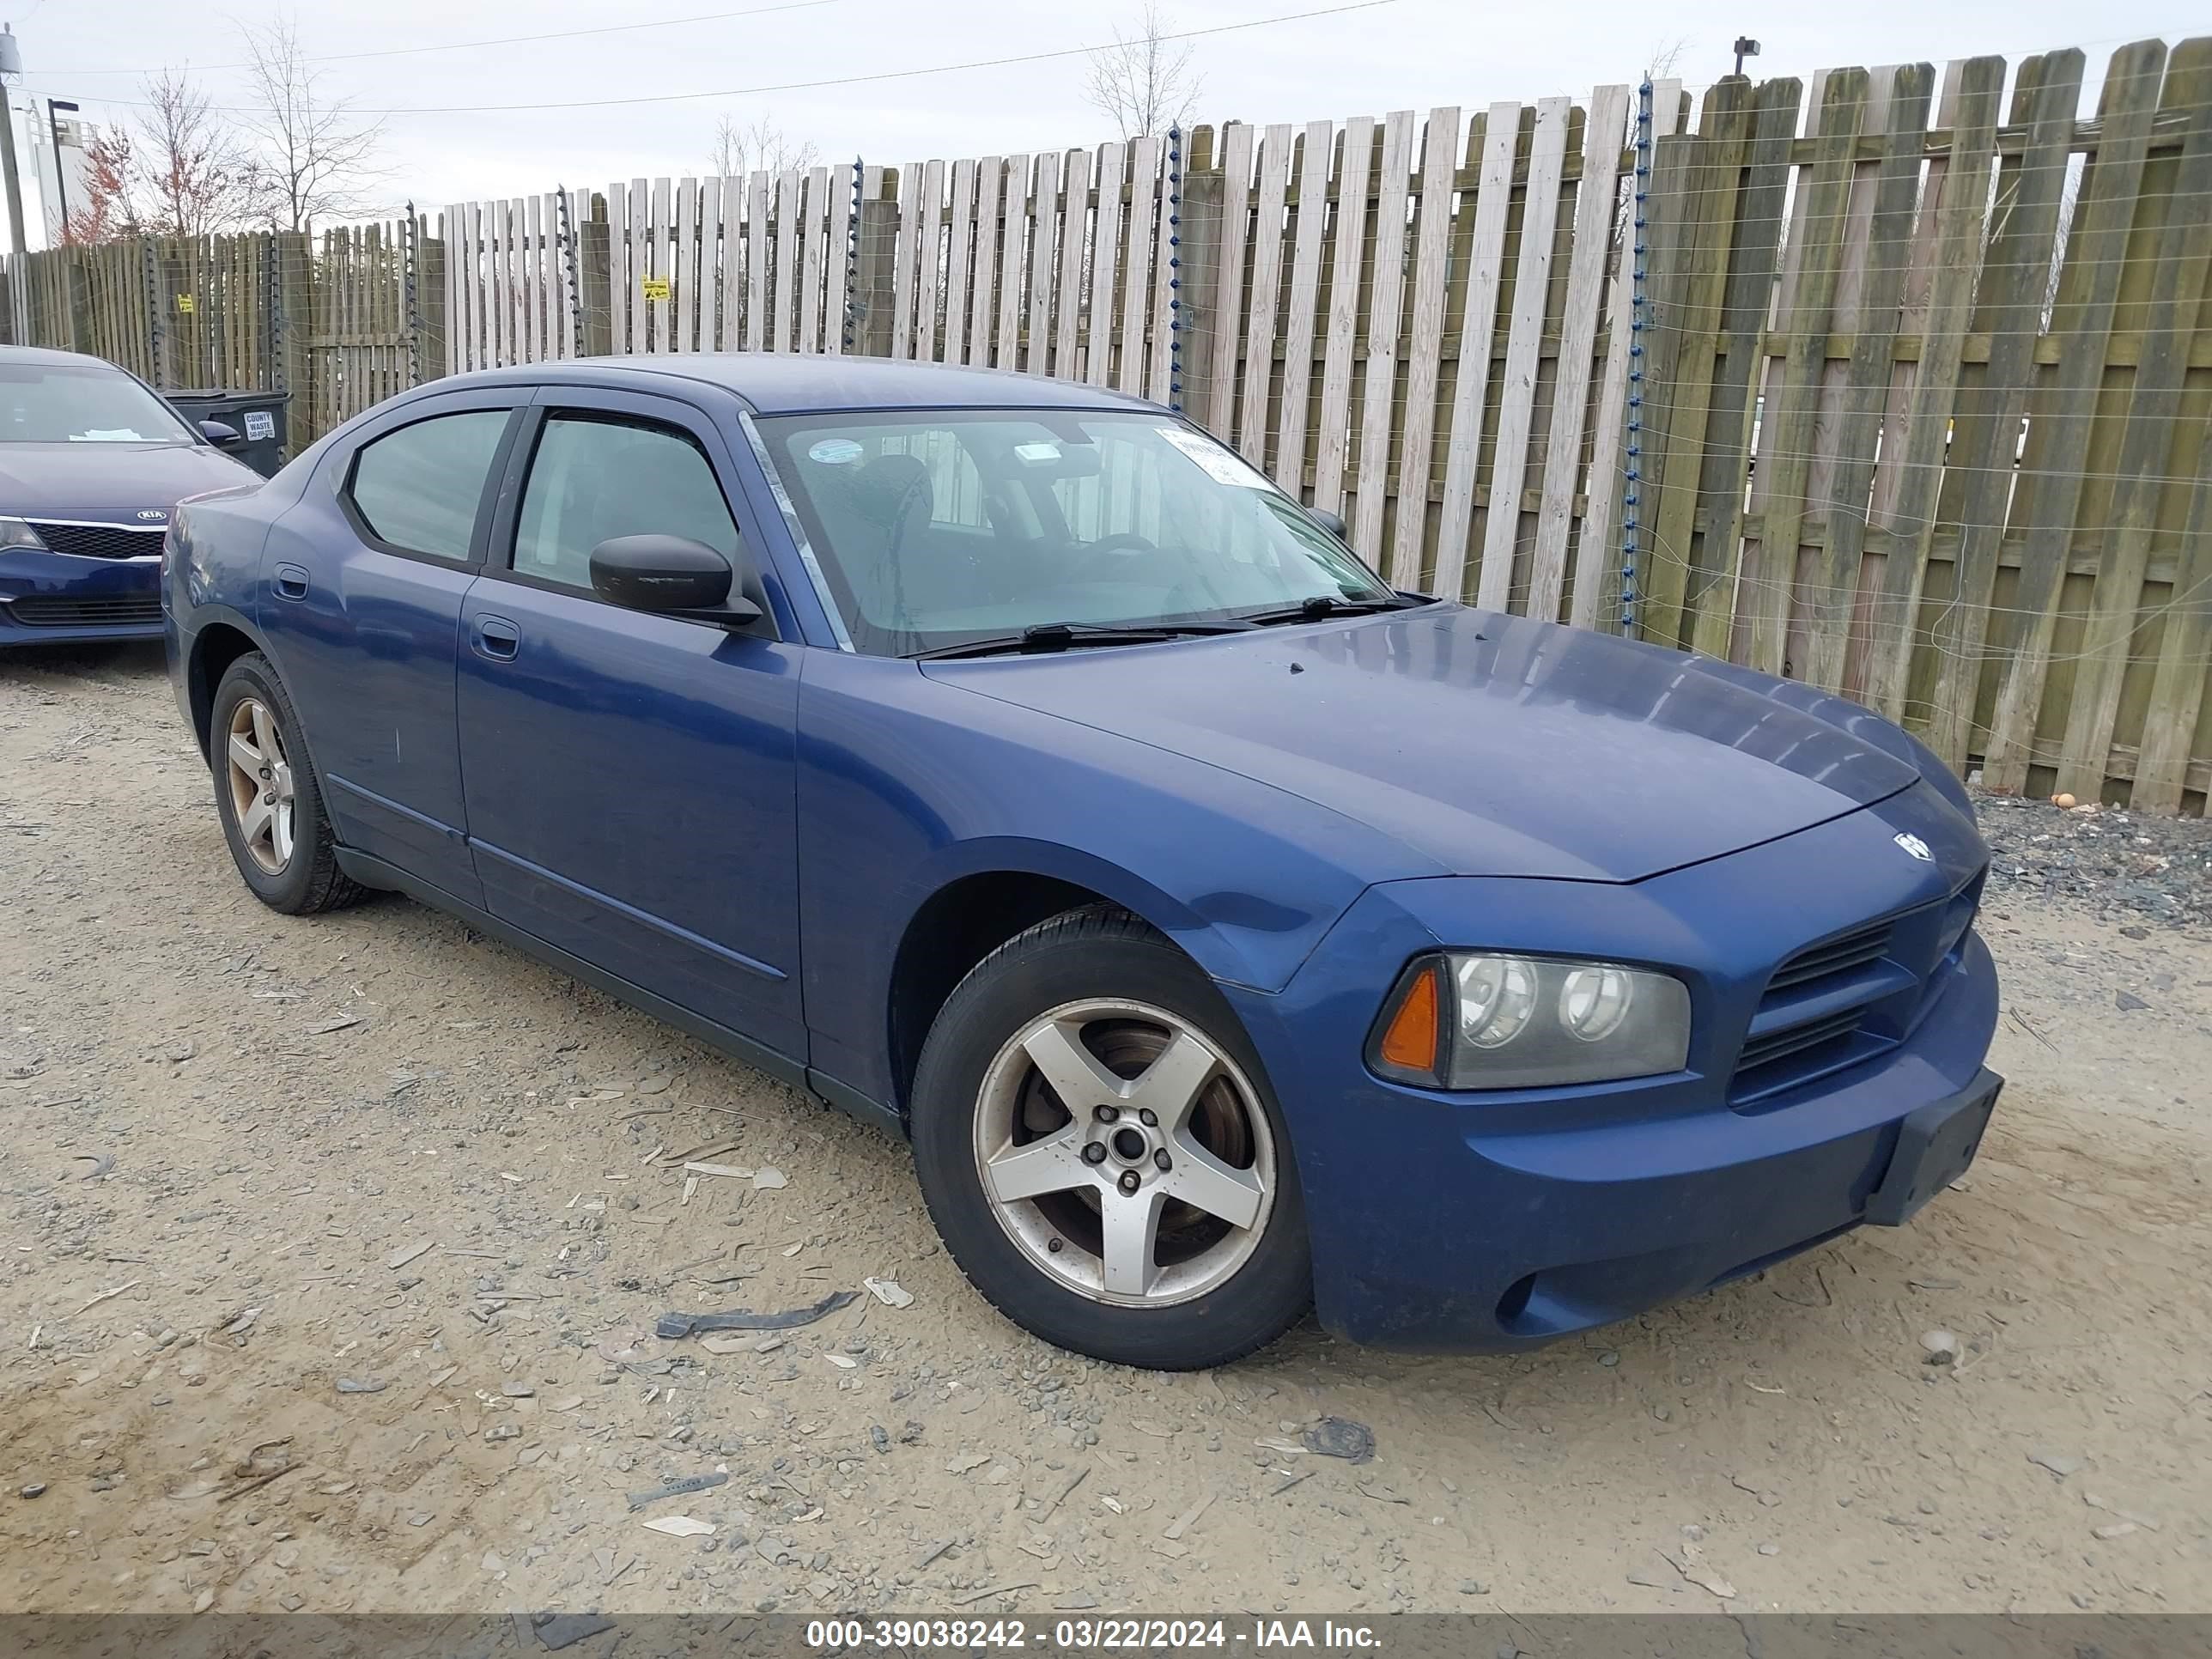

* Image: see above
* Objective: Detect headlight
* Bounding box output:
[1370,951,1692,1090]
[0,518,47,550]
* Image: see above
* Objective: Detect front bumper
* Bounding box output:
[1237,779,2002,1351]
[0,546,163,645]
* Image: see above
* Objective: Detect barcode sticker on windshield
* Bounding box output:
[1156,426,1270,489]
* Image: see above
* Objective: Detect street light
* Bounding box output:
[1734,37,1762,76]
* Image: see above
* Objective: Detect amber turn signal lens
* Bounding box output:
[1377,963,1442,1074]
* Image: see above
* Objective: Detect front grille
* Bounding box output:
[28,521,164,560]
[1762,919,1893,991]
[1730,869,1983,1109]
[1736,1006,1869,1075]
[8,594,162,627]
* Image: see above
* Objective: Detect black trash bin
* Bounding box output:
[163,389,291,478]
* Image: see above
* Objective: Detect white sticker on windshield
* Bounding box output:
[808,437,864,465]
[70,428,148,442]
[1156,424,1270,489]
[1013,441,1062,464]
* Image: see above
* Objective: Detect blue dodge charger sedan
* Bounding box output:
[0,346,258,645]
[166,356,2000,1369]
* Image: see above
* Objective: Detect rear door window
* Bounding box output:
[345,410,511,562]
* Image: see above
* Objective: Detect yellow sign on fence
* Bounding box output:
[640,277,670,303]
[174,294,195,314]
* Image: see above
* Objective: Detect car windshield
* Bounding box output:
[754,409,1400,657]
[0,362,196,445]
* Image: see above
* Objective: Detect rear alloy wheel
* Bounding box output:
[223,696,296,876]
[209,652,365,915]
[912,907,1310,1369]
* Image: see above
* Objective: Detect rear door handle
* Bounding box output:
[274,562,309,599]
[473,615,520,662]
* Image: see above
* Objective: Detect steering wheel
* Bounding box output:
[1068,531,1161,582]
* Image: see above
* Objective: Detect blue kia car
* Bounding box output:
[164,357,2001,1368]
[0,346,259,645]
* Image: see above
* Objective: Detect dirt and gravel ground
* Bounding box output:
[2,641,2207,1620]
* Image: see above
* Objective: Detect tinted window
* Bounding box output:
[513,413,739,592]
[347,410,509,560]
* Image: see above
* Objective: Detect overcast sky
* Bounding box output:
[7,0,2200,216]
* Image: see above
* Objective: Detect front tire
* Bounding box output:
[911,907,1310,1369]
[209,653,364,915]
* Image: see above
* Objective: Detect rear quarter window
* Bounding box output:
[345,410,511,561]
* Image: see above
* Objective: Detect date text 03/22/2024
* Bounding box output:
[805,1619,1384,1650]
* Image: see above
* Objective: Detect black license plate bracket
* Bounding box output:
[1864,1069,2002,1227]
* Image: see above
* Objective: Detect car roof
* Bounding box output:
[0,344,133,370]
[441,354,1166,416]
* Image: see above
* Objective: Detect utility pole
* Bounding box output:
[0,24,27,258]
[45,96,76,233]
[1732,36,1761,76]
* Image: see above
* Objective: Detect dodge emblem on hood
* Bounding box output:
[1894,832,1934,861]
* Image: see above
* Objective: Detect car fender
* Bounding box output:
[794,651,1442,1110]
[171,600,275,757]
[892,833,1246,981]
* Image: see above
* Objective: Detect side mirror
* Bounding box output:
[200,419,244,447]
[1309,507,1349,542]
[588,534,763,629]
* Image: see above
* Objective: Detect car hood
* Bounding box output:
[922,605,1923,883]
[0,442,258,520]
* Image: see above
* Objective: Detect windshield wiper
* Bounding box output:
[1237,593,1423,627]
[911,620,1253,661]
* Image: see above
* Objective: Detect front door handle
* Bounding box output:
[472,615,520,661]
[273,562,309,599]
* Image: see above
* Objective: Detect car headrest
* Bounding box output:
[847,452,933,526]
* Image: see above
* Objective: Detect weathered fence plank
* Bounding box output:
[1312,116,1375,518]
[1386,107,1464,591]
[1352,110,1415,562]
[1237,125,1294,466]
[1528,86,1630,623]
[1475,95,1571,611]
[1431,105,1519,602]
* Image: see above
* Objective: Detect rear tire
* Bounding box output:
[911,906,1310,1369]
[209,653,365,915]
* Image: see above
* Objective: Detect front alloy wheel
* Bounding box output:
[912,905,1310,1370]
[975,999,1277,1305]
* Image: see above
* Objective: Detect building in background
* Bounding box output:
[22,96,93,246]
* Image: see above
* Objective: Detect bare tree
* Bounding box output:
[236,13,388,233]
[708,112,817,179]
[1644,37,1688,81]
[135,70,255,237]
[1084,2,1202,141]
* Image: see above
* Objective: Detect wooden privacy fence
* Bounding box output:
[1630,39,2212,814]
[440,44,2211,814]
[2,216,441,453]
[447,98,1674,634]
[1,35,2205,813]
